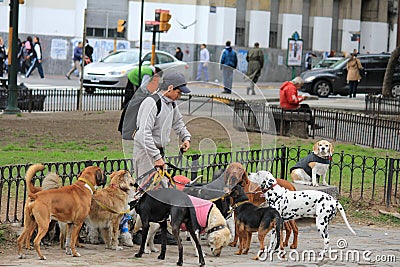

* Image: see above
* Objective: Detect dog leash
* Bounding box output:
[93,198,130,215]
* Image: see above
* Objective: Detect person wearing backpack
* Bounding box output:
[133,73,191,179]
[219,40,237,94]
[118,66,162,139]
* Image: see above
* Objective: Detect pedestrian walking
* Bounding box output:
[246,42,264,95]
[196,44,210,82]
[65,41,83,79]
[174,47,183,61]
[25,36,44,79]
[84,39,93,64]
[0,37,6,77]
[219,41,237,94]
[346,52,363,98]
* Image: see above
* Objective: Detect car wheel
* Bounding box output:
[391,83,400,98]
[313,80,331,97]
[84,87,96,94]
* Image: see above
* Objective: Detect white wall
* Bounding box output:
[311,16,332,52]
[360,21,388,53]
[340,19,360,54]
[247,10,270,48]
[128,2,236,46]
[0,0,85,37]
[389,23,397,53]
[279,13,302,49]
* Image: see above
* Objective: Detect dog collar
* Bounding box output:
[78,177,96,194]
[233,200,249,209]
[207,225,226,235]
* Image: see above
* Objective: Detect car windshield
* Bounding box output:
[102,50,140,64]
[331,58,349,69]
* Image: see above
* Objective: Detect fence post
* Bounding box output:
[371,117,377,149]
[28,88,32,113]
[76,89,81,111]
[386,158,394,208]
[280,145,287,179]
[333,112,338,141]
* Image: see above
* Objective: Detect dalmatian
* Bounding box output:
[249,170,356,255]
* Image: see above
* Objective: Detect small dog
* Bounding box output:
[61,170,136,251]
[17,164,106,260]
[229,184,283,259]
[290,140,334,186]
[131,188,205,266]
[222,162,298,249]
[251,171,356,255]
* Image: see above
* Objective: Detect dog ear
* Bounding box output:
[313,142,319,154]
[329,142,334,155]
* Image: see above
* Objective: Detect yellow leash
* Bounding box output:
[93,198,130,215]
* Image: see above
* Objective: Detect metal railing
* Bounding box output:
[365,94,400,116]
[0,88,125,112]
[1,147,399,224]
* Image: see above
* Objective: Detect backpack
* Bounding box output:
[118,94,175,140]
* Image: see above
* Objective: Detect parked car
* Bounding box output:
[83,49,188,94]
[312,57,343,69]
[300,53,400,97]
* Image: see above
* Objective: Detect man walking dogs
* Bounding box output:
[133,73,191,178]
[246,42,264,95]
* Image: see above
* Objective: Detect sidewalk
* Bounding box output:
[5,221,399,266]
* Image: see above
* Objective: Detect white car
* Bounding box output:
[83,49,188,94]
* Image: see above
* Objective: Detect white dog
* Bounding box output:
[290,140,334,186]
[250,171,356,255]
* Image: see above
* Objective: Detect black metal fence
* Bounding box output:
[0,88,125,112]
[1,146,399,224]
[365,94,400,116]
[233,101,400,151]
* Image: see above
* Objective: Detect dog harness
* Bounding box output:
[180,196,213,232]
[290,153,331,177]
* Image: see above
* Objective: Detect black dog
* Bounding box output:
[130,188,205,267]
[229,185,283,260]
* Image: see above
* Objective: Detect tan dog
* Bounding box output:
[17,164,106,260]
[84,170,136,250]
[291,140,334,186]
[223,162,298,249]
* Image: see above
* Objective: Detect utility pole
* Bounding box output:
[397,0,400,47]
[78,8,87,111]
[5,0,21,114]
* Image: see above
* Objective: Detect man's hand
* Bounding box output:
[180,140,191,152]
[154,158,165,168]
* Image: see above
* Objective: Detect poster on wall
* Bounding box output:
[287,39,303,66]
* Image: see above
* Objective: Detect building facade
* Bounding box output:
[0,0,398,79]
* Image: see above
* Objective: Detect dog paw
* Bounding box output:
[312,183,319,187]
[65,248,72,255]
[113,246,123,251]
[135,252,143,258]
[157,254,165,260]
[72,252,81,257]
[290,244,297,249]
[322,182,329,186]
[176,260,183,266]
[18,254,26,259]
[144,248,152,254]
[39,255,47,260]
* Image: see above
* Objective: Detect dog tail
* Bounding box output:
[25,164,45,194]
[337,201,356,236]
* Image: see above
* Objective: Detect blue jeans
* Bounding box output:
[196,63,209,81]
[222,67,233,93]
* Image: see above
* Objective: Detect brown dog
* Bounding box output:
[17,164,106,260]
[83,170,136,250]
[224,162,298,249]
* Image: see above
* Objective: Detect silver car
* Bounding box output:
[83,49,188,93]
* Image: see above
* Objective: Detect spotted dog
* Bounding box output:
[291,140,334,186]
[250,170,356,255]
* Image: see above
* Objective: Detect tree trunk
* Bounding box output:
[382,47,400,97]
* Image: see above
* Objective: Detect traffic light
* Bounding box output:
[159,11,171,32]
[117,19,126,33]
